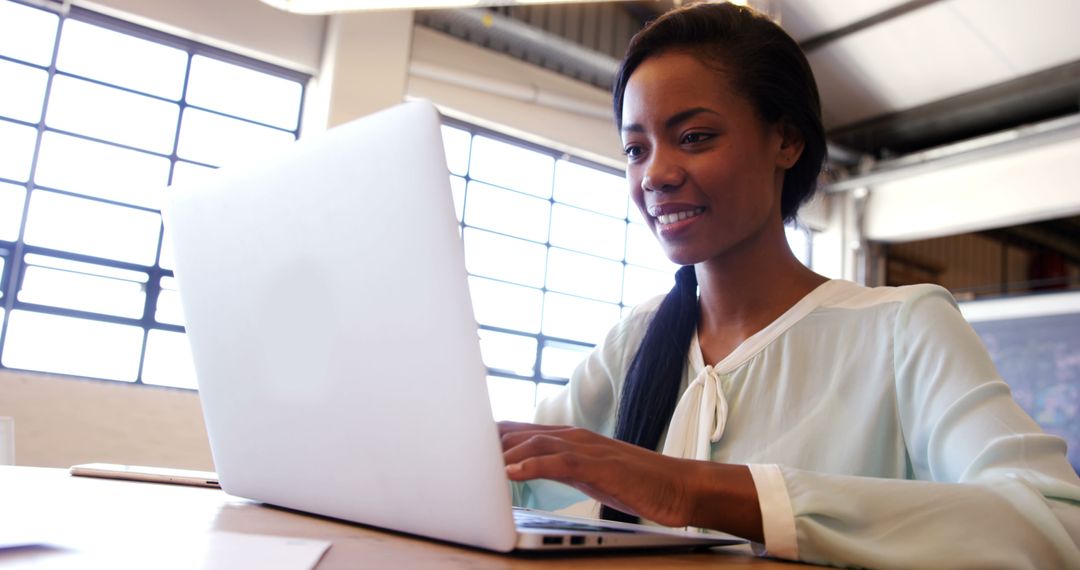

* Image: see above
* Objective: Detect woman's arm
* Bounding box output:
[754,288,1080,567]
[499,421,764,541]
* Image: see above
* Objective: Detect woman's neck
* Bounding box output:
[694,225,828,365]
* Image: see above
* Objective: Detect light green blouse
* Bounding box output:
[519,280,1080,569]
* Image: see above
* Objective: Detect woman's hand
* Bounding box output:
[499,421,696,526]
[498,421,763,541]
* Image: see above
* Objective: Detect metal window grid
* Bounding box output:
[442,116,641,394]
[0,0,309,385]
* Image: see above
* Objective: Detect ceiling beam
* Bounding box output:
[799,0,947,53]
[828,59,1080,156]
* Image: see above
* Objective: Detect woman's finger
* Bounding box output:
[499,425,596,451]
[497,421,568,434]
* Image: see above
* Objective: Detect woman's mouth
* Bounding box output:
[655,207,705,226]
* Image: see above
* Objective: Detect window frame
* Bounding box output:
[0,0,309,386]
[443,116,653,400]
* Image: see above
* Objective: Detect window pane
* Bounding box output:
[540,341,589,380]
[546,248,623,303]
[0,0,58,66]
[786,224,811,267]
[56,19,187,100]
[542,292,620,344]
[155,276,184,325]
[24,191,161,265]
[143,329,197,389]
[46,75,179,154]
[186,55,302,130]
[0,181,26,241]
[549,204,626,261]
[623,264,675,307]
[469,136,553,198]
[625,222,677,272]
[479,329,536,376]
[553,160,627,219]
[464,181,550,243]
[0,119,38,182]
[487,376,536,422]
[449,175,465,222]
[441,125,470,177]
[627,198,647,225]
[35,132,170,209]
[463,227,547,287]
[2,310,143,381]
[18,254,147,318]
[535,381,565,407]
[468,276,542,333]
[0,59,48,123]
[176,107,295,167]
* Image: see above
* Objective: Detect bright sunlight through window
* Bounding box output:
[0,0,307,389]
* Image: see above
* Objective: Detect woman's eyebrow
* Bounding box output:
[621,107,721,134]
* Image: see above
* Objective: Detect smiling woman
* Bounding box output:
[501,3,1080,569]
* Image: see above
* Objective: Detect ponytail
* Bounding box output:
[600,265,698,523]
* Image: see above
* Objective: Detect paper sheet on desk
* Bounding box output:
[0,531,331,569]
[198,531,331,570]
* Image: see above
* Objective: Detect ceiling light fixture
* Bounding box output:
[260,0,637,15]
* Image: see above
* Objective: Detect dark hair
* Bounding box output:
[601,3,825,524]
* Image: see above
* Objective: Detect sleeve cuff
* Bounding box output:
[747,463,799,561]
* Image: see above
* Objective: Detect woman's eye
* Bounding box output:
[623,145,643,159]
[681,132,713,145]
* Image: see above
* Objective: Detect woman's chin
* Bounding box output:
[660,247,702,268]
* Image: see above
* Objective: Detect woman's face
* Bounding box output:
[620,50,799,267]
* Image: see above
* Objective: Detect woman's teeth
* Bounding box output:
[656,207,705,225]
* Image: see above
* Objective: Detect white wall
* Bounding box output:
[0,369,213,470]
[77,0,327,73]
[864,135,1080,242]
[319,11,414,129]
[407,26,622,168]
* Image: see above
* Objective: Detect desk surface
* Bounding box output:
[0,466,804,568]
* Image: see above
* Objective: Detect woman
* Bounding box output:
[499,3,1080,568]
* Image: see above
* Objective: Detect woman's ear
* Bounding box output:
[775,120,805,170]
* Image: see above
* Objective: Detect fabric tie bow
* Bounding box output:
[660,364,728,461]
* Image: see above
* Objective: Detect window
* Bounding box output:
[446,121,677,421]
[0,0,307,388]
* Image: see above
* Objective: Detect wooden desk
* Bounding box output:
[0,466,802,568]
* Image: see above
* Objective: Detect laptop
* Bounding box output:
[163,100,744,552]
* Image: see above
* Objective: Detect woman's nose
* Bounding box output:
[641,150,684,193]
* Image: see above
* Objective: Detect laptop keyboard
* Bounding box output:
[513,510,634,533]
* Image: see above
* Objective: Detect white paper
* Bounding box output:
[199,531,331,570]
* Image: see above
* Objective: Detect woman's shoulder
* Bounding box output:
[626,293,667,321]
[602,294,666,348]
[816,279,957,313]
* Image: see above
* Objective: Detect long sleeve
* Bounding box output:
[532,296,661,433]
[778,287,1080,568]
[514,297,659,512]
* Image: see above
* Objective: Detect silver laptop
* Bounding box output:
[163,100,743,552]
